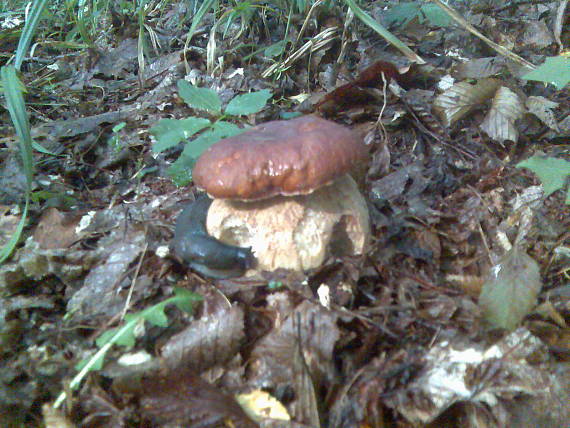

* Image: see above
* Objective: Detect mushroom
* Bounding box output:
[192,115,370,273]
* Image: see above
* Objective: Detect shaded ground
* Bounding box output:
[1,1,569,427]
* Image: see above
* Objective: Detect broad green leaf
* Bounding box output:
[420,3,451,27]
[523,56,570,90]
[167,155,195,187]
[479,247,541,330]
[150,117,211,153]
[225,89,272,116]
[383,2,420,27]
[181,121,243,159]
[177,80,221,114]
[517,155,570,200]
[168,121,245,186]
[142,304,169,327]
[173,287,203,314]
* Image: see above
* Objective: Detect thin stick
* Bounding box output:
[429,0,536,70]
[121,242,148,321]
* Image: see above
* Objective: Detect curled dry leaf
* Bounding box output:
[433,78,501,126]
[525,96,560,132]
[138,369,258,427]
[480,86,525,143]
[160,305,245,373]
[382,329,569,425]
[478,246,542,331]
[453,57,507,80]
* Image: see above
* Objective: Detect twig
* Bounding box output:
[121,241,148,321]
[429,0,536,70]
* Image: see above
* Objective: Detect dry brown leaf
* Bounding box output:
[433,78,501,126]
[525,96,560,131]
[480,86,525,143]
[479,246,542,330]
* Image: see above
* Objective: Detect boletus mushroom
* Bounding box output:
[192,115,370,273]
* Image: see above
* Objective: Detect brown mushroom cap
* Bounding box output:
[193,115,367,200]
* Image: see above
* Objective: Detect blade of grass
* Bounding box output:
[1,65,33,263]
[183,0,218,73]
[2,66,33,186]
[76,0,94,46]
[342,0,425,64]
[137,0,147,88]
[0,200,28,264]
[15,0,50,70]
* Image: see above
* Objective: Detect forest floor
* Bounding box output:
[0,0,569,426]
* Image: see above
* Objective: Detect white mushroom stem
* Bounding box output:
[206,174,369,272]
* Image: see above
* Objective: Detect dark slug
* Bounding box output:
[172,194,255,279]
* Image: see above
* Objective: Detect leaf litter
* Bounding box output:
[1,0,569,427]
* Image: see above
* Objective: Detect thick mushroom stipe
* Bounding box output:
[193,115,367,200]
[206,174,369,272]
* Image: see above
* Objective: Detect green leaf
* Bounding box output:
[142,305,169,327]
[383,2,420,27]
[0,200,28,264]
[167,155,195,187]
[184,0,218,46]
[177,80,221,114]
[1,65,33,264]
[150,117,211,153]
[173,287,203,314]
[517,155,570,199]
[54,291,202,409]
[523,56,570,90]
[420,3,451,27]
[1,66,33,187]
[225,89,272,116]
[95,329,120,348]
[167,121,244,186]
[182,121,243,157]
[75,353,105,372]
[168,121,245,186]
[479,247,542,330]
[15,0,50,69]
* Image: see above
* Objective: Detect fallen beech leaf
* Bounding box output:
[138,369,257,427]
[33,208,81,249]
[525,96,560,131]
[480,86,525,142]
[479,246,542,330]
[315,60,408,113]
[433,78,501,126]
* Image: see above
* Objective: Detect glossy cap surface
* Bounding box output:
[193,115,366,200]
